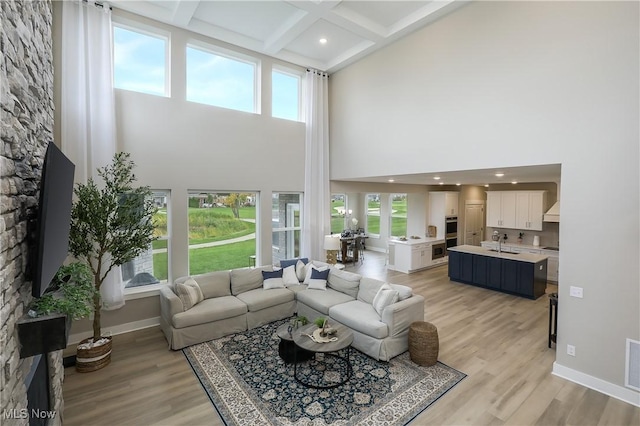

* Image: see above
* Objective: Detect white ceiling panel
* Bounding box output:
[109,0,468,72]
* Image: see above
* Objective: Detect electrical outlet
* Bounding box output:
[567,344,576,356]
[569,286,583,298]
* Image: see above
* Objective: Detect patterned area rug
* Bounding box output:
[183,319,465,425]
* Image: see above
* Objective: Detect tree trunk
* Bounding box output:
[92,272,102,341]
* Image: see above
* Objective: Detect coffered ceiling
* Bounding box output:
[109,0,468,73]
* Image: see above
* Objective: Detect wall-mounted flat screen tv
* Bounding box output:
[32,143,75,298]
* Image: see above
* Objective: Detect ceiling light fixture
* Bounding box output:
[439,182,444,185]
[511,181,518,184]
[456,183,461,186]
[433,176,441,180]
[495,172,505,177]
[319,38,327,44]
[484,184,490,187]
[388,179,395,182]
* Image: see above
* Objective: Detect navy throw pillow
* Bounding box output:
[280,257,309,269]
[310,268,330,281]
[262,269,283,280]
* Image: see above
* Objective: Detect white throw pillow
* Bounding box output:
[263,277,286,289]
[303,265,329,284]
[282,265,299,286]
[295,259,307,282]
[372,283,399,316]
[175,278,204,311]
[390,284,413,301]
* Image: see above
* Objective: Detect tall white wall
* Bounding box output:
[111,9,306,278]
[330,1,639,402]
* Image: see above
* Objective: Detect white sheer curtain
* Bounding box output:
[61,0,124,310]
[302,70,330,260]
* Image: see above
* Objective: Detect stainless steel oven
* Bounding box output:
[445,216,458,238]
[446,237,457,251]
[432,242,446,260]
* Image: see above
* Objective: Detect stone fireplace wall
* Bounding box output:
[1,1,63,424]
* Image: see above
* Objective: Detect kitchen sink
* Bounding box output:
[487,249,518,254]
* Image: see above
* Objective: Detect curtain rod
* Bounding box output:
[83,0,112,11]
[306,69,329,78]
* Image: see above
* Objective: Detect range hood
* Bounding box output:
[543,201,560,222]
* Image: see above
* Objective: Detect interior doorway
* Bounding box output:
[464,202,484,246]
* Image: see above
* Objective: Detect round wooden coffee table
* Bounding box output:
[275,323,314,364]
[292,322,354,389]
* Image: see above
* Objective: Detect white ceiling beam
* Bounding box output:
[324,6,386,41]
[262,10,316,55]
[171,0,201,27]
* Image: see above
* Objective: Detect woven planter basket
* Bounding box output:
[76,336,112,373]
[408,321,439,366]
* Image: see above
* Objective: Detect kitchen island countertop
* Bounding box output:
[448,244,549,263]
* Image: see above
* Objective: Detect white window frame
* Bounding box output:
[389,193,407,238]
[123,189,171,298]
[271,65,303,122]
[186,40,261,114]
[112,19,171,97]
[271,192,303,259]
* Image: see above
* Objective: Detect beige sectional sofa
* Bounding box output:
[159,260,425,361]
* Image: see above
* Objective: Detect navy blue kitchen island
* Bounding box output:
[448,245,548,299]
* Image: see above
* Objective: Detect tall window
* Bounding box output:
[390,193,407,238]
[123,190,170,289]
[113,25,168,96]
[187,191,257,274]
[186,45,257,113]
[366,193,381,236]
[330,194,347,234]
[272,69,301,121]
[272,193,302,264]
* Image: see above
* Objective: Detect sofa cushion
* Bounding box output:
[373,284,399,316]
[172,296,246,329]
[327,269,362,299]
[285,283,308,294]
[391,284,413,301]
[296,288,354,315]
[329,300,389,339]
[236,287,295,312]
[175,278,204,311]
[295,260,307,281]
[308,268,330,290]
[280,257,309,269]
[231,266,272,295]
[175,271,231,299]
[357,277,386,304]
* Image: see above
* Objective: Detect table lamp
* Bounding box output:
[324,235,340,264]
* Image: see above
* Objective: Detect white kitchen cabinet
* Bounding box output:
[388,240,443,273]
[542,250,559,283]
[486,191,516,228]
[515,191,547,231]
[429,192,459,239]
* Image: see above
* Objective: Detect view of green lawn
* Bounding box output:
[151,196,407,280]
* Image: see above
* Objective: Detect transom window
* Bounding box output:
[186,45,258,113]
[113,24,168,97]
[272,69,301,121]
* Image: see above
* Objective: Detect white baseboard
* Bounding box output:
[552,362,640,407]
[68,316,161,346]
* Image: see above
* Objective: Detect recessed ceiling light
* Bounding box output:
[511,181,518,184]
[456,183,461,186]
[495,172,505,177]
[388,179,395,182]
[439,182,444,185]
[433,176,441,180]
[484,184,490,187]
[319,38,327,44]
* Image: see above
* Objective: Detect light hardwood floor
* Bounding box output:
[63,251,640,425]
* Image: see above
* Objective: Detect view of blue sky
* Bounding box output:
[113,26,301,121]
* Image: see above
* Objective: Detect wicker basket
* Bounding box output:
[408,321,439,366]
[76,336,112,373]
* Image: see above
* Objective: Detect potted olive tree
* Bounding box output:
[69,152,156,372]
